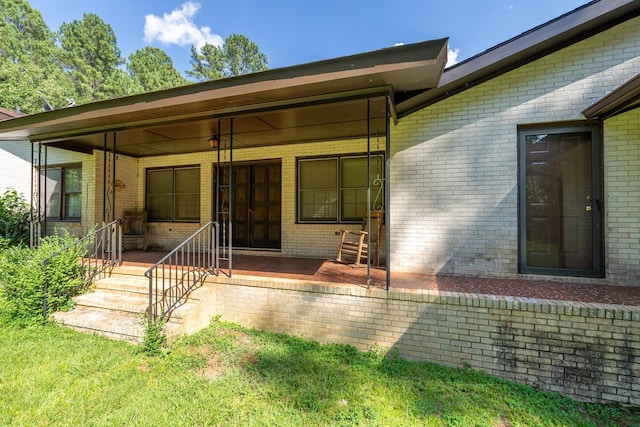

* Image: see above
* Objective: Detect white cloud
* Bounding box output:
[144,2,223,49]
[446,47,460,68]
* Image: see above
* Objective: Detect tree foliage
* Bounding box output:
[187,34,268,81]
[57,13,125,102]
[0,3,269,111]
[0,0,74,113]
[127,47,188,92]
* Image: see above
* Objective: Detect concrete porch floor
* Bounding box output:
[119,250,640,306]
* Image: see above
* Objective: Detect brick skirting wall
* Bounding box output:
[207,276,640,406]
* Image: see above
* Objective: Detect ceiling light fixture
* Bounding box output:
[208,134,219,149]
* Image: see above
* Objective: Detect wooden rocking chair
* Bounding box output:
[336,212,384,267]
[121,210,148,251]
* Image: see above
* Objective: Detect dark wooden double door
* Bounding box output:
[216,162,281,249]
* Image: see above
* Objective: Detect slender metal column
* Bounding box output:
[43,145,47,237]
[385,100,391,291]
[112,133,117,222]
[215,119,220,229]
[366,99,371,287]
[30,142,35,247]
[229,118,233,277]
[103,134,107,223]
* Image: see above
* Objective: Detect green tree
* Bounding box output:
[0,0,74,113]
[127,46,188,92]
[57,13,127,102]
[187,33,268,81]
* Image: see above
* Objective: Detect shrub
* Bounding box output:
[0,231,86,325]
[0,189,31,248]
[139,315,167,356]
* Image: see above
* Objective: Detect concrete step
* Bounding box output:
[94,275,150,295]
[73,291,148,315]
[53,307,144,344]
[54,268,216,343]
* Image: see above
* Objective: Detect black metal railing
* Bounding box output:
[145,222,219,323]
[41,220,122,319]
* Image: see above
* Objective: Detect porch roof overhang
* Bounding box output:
[582,73,640,120]
[0,38,447,157]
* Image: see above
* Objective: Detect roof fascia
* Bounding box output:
[582,73,640,119]
[0,38,446,140]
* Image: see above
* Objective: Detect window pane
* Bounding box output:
[299,159,337,221]
[175,194,200,221]
[300,190,337,221]
[64,167,82,193]
[300,159,337,189]
[148,195,172,221]
[340,155,384,221]
[147,169,173,194]
[44,168,61,219]
[341,157,368,188]
[175,168,200,193]
[147,167,200,222]
[65,193,81,219]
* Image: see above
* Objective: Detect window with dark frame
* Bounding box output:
[146,166,200,222]
[297,154,384,223]
[44,165,82,221]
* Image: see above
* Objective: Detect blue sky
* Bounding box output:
[28,0,590,76]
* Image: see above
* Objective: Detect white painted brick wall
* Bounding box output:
[391,16,640,282]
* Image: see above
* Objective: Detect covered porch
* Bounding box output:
[0,39,451,293]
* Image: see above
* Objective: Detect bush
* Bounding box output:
[0,189,31,248]
[0,232,86,325]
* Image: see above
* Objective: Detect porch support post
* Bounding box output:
[43,144,47,238]
[385,99,391,291]
[103,133,107,223]
[366,99,371,287]
[30,142,34,247]
[31,141,42,247]
[229,117,233,277]
[215,119,220,228]
[112,133,116,222]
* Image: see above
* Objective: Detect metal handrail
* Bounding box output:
[145,221,219,323]
[41,220,122,319]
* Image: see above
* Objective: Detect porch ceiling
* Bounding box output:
[0,39,448,157]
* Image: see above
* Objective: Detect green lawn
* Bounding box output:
[0,320,638,426]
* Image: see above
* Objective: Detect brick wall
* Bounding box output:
[391,16,640,282]
[603,109,640,285]
[136,140,386,257]
[208,278,640,406]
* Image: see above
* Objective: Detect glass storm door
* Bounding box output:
[518,126,602,277]
[216,162,281,249]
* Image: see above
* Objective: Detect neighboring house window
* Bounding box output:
[45,165,82,221]
[298,154,384,223]
[146,166,200,222]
